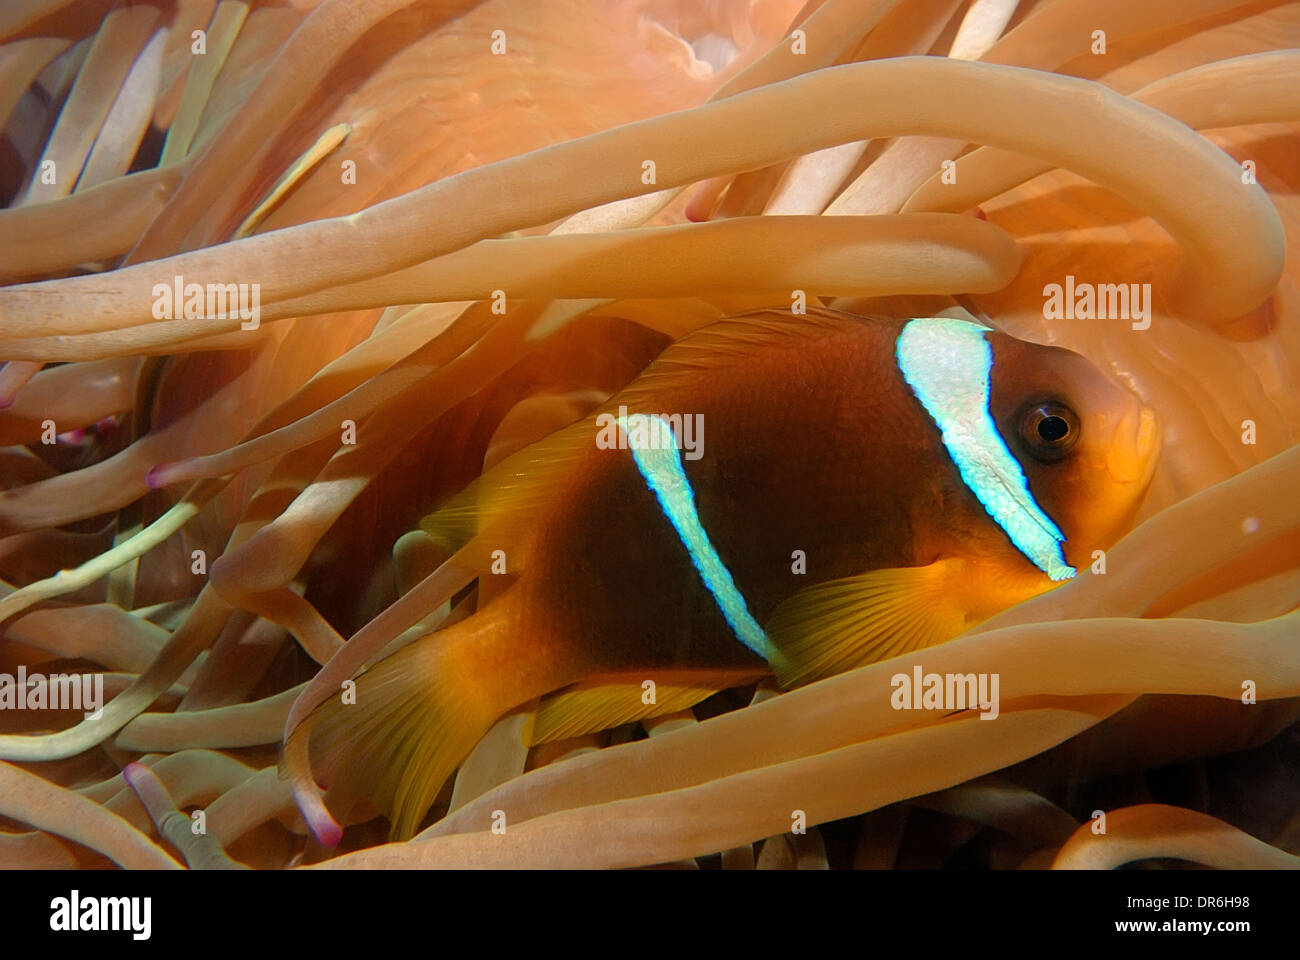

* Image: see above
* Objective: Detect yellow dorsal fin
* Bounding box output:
[528,667,768,745]
[420,307,875,567]
[765,560,976,689]
[420,418,595,565]
[610,306,871,408]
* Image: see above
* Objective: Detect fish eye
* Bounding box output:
[1018,402,1079,461]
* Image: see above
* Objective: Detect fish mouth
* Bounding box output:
[1105,404,1161,485]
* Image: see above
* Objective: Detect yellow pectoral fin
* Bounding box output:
[764,559,979,689]
[528,666,769,746]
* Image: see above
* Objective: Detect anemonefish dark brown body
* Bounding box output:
[293,307,1160,840]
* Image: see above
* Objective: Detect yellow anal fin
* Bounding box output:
[528,667,769,746]
[765,559,978,689]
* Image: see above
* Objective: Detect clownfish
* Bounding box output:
[292,307,1160,840]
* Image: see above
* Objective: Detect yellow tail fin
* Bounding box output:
[287,592,565,840]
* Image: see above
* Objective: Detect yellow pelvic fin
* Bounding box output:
[528,667,768,745]
[764,559,977,689]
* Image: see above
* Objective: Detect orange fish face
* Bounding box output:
[987,333,1162,572]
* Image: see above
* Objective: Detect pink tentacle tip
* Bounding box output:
[121,762,147,787]
[145,463,172,489]
[301,794,343,847]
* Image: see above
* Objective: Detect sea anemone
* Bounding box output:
[0,0,1296,870]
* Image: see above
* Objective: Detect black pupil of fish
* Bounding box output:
[1037,415,1070,443]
